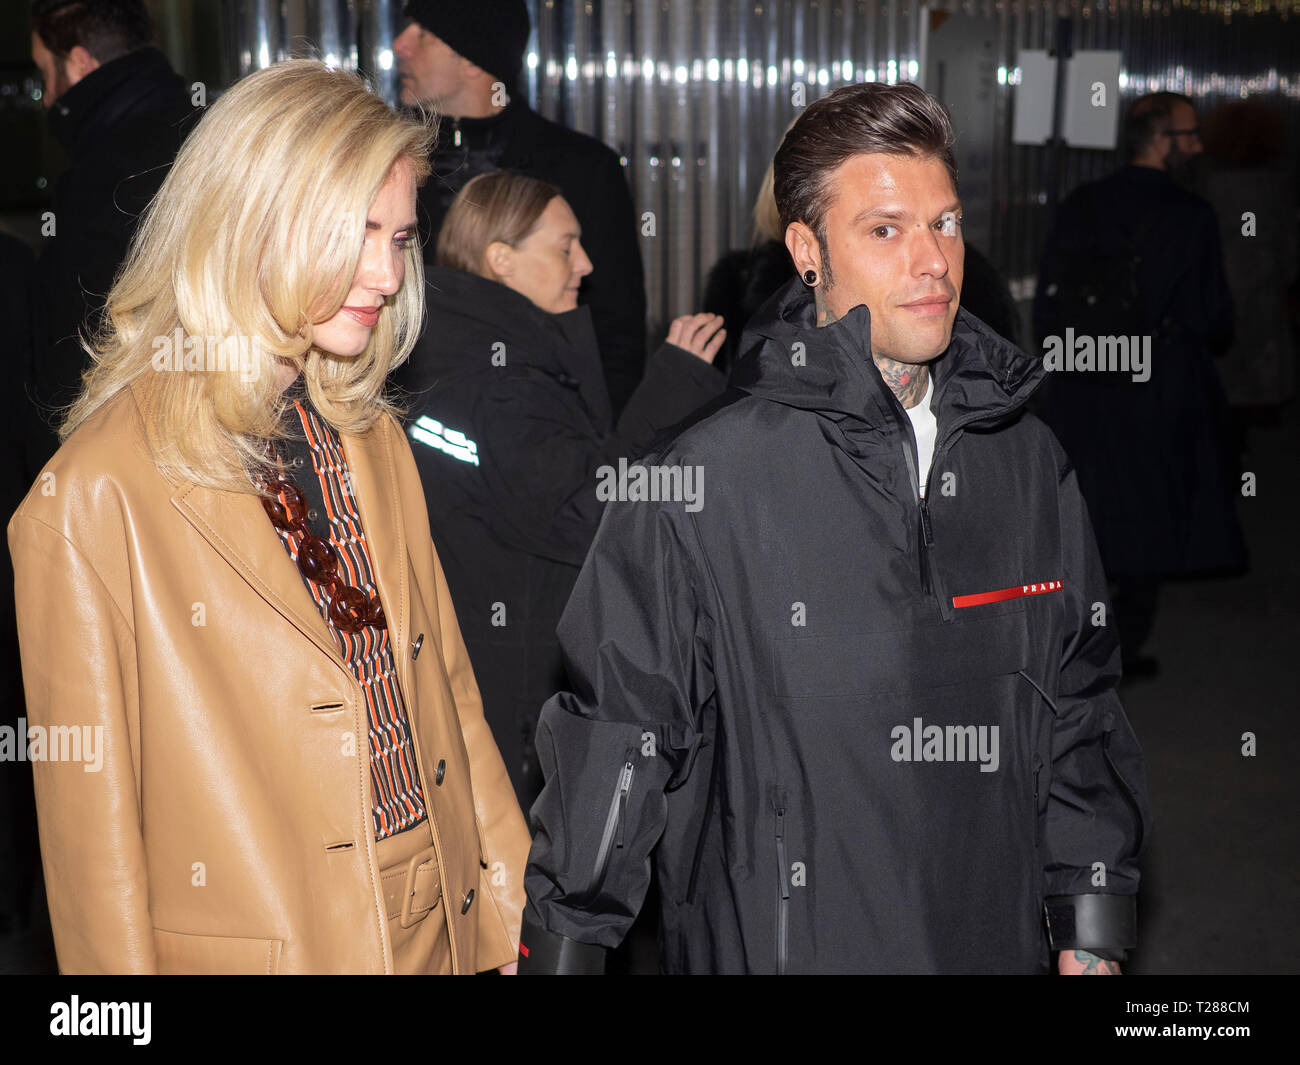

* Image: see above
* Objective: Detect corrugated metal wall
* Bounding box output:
[221,0,1300,331]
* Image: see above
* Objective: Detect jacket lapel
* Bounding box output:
[341,419,413,696]
[171,479,344,666]
[169,414,413,688]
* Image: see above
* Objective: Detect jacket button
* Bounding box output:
[291,455,305,469]
[435,759,446,785]
[307,507,319,522]
[411,633,424,659]
[461,889,475,914]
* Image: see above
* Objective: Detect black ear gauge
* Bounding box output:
[802,269,817,285]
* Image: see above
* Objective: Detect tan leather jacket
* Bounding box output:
[7,383,530,974]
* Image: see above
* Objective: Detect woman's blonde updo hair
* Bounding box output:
[436,170,562,280]
[61,59,434,492]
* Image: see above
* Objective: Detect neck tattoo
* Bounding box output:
[814,287,931,409]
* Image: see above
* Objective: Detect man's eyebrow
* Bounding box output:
[852,207,910,225]
[851,202,964,226]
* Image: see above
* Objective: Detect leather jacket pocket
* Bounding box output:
[154,928,284,975]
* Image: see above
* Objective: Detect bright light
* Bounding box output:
[842,60,852,80]
[675,64,688,84]
[642,57,654,80]
[378,49,393,71]
[707,58,720,81]
[737,58,749,82]
[528,51,539,70]
[818,67,829,86]
[565,56,577,81]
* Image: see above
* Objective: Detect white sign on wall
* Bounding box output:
[1012,49,1122,150]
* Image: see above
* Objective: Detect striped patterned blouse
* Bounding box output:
[264,387,428,841]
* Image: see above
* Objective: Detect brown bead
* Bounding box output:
[297,534,338,582]
[328,585,369,631]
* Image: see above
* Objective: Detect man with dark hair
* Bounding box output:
[1034,91,1243,674]
[1122,91,1202,184]
[392,0,647,416]
[517,82,1150,974]
[26,0,198,472]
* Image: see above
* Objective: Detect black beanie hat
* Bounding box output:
[403,0,531,91]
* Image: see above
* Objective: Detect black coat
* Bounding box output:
[702,240,796,374]
[520,279,1150,974]
[1034,165,1245,577]
[415,100,647,416]
[29,46,198,474]
[392,267,725,804]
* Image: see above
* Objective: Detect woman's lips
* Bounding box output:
[343,306,381,327]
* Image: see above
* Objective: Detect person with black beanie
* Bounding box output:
[394,0,648,417]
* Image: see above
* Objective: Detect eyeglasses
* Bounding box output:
[257,467,387,633]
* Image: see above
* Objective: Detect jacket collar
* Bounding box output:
[731,275,1042,437]
[48,46,178,154]
[163,388,411,679]
[421,266,612,427]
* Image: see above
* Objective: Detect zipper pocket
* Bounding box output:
[771,785,790,975]
[917,497,934,596]
[685,736,721,906]
[584,748,636,900]
[1102,733,1145,855]
[1032,757,1044,848]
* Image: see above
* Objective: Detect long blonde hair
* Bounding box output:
[61,59,434,492]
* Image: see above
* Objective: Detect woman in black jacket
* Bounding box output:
[394,171,726,806]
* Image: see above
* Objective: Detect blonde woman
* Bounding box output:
[6,60,528,975]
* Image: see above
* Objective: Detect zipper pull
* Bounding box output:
[917,499,934,595]
[919,497,934,546]
[453,118,462,148]
[615,759,634,849]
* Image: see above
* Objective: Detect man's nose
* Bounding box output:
[393,25,414,59]
[911,228,950,278]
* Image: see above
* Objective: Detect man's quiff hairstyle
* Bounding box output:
[774,81,958,248]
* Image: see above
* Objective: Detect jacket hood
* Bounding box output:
[414,266,611,424]
[730,276,1043,433]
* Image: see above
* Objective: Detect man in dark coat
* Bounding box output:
[1034,92,1246,670]
[28,0,198,472]
[517,83,1150,975]
[394,0,647,415]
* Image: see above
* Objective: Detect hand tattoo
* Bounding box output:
[1073,949,1122,975]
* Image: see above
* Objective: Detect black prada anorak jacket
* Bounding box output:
[519,279,1151,974]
